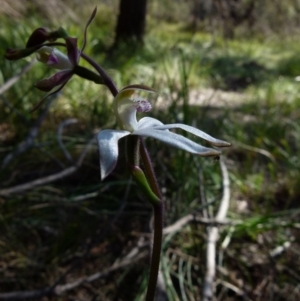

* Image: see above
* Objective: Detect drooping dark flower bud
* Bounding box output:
[26,27,70,48]
[28,27,70,47]
[26,27,52,48]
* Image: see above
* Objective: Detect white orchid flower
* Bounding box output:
[97,85,230,180]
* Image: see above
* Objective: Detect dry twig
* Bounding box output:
[202,156,230,301]
[57,118,78,163]
[0,137,94,196]
[1,96,53,169]
[163,215,234,236]
[0,60,36,95]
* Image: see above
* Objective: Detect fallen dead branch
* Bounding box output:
[163,215,236,235]
[202,156,231,301]
[0,137,94,196]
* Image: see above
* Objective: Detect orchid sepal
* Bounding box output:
[34,70,73,92]
[97,129,130,180]
[30,76,71,113]
[81,7,97,54]
[65,37,80,66]
[151,124,231,147]
[132,127,222,156]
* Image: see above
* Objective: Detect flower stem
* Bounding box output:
[140,139,164,301]
[140,138,162,200]
[146,200,164,301]
[126,135,140,166]
[81,53,118,97]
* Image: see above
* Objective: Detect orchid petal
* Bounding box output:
[36,46,73,70]
[152,124,231,147]
[49,48,73,69]
[137,117,164,129]
[30,87,61,112]
[132,128,221,156]
[66,37,79,65]
[97,129,130,180]
[31,74,71,112]
[119,84,157,94]
[34,70,73,92]
[81,7,97,54]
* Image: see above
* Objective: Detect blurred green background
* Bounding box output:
[0,1,300,300]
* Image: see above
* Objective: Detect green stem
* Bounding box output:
[140,138,164,301]
[140,138,162,200]
[126,135,140,166]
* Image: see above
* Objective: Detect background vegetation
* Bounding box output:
[0,0,300,300]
